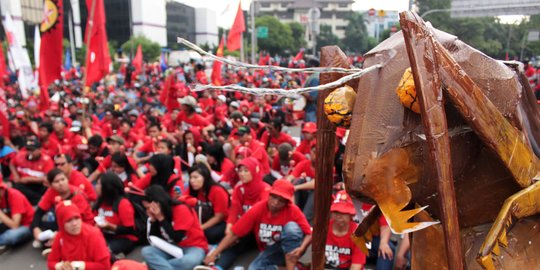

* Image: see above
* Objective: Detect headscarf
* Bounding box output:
[237,157,266,201]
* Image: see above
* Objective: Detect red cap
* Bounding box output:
[269,179,295,203]
[330,190,356,215]
[302,122,317,133]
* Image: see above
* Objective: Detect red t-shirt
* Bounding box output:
[98,154,138,173]
[171,204,208,251]
[325,220,366,269]
[227,183,270,224]
[296,139,314,156]
[68,170,97,202]
[95,198,137,242]
[194,185,230,220]
[41,137,61,158]
[38,186,95,225]
[271,151,307,176]
[10,151,54,179]
[0,188,35,226]
[232,200,312,251]
[290,160,315,180]
[177,112,211,130]
[134,174,184,198]
[220,158,235,175]
[260,130,297,149]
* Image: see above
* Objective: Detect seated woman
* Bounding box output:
[187,163,230,245]
[48,200,110,270]
[110,152,140,187]
[205,142,235,182]
[134,154,184,198]
[93,172,138,257]
[156,139,183,177]
[141,185,208,270]
[0,180,34,253]
[200,157,270,270]
[31,169,94,251]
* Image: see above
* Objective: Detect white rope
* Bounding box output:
[191,64,382,97]
[177,37,361,74]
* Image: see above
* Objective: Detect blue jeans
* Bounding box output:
[248,222,304,270]
[369,235,397,270]
[216,233,257,269]
[141,245,205,270]
[0,226,32,246]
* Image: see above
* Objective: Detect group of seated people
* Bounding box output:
[0,89,410,270]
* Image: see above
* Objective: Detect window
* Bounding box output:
[281,3,289,8]
[335,12,352,19]
[261,3,271,8]
[336,26,347,31]
[338,3,349,8]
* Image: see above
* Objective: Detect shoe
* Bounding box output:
[41,248,52,258]
[0,245,8,255]
[193,265,218,270]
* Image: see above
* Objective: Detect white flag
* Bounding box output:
[34,25,41,68]
[3,13,36,98]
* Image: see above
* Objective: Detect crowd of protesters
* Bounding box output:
[0,54,410,270]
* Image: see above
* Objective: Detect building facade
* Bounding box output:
[166,1,196,48]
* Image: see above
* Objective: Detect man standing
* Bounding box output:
[203,179,312,270]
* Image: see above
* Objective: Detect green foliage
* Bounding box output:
[287,22,307,51]
[316,25,340,52]
[255,16,294,54]
[342,12,370,53]
[416,0,538,60]
[121,35,161,62]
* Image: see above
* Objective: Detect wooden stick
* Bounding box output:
[80,0,96,124]
[399,11,464,270]
[312,46,348,270]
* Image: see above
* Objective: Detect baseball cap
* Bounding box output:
[235,126,251,136]
[180,95,198,108]
[107,135,125,145]
[128,109,140,117]
[70,120,82,132]
[25,138,41,150]
[269,179,295,203]
[230,101,240,109]
[217,95,227,103]
[330,190,356,215]
[302,122,317,133]
[230,111,244,122]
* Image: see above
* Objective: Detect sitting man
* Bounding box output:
[202,179,312,270]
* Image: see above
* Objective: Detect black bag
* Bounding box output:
[116,195,149,245]
[195,200,214,224]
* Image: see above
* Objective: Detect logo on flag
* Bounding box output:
[41,0,60,33]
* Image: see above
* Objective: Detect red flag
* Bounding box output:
[85,0,111,86]
[0,41,6,88]
[160,72,180,111]
[38,0,63,110]
[133,44,143,74]
[211,37,224,86]
[0,87,9,138]
[227,1,245,51]
[293,48,305,62]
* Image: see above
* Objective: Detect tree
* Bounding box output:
[287,22,307,51]
[316,25,340,52]
[255,16,294,54]
[342,12,369,53]
[121,35,161,62]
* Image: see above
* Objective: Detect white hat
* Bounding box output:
[180,95,198,108]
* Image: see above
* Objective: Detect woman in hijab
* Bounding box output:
[134,154,184,198]
[202,157,269,270]
[48,200,110,270]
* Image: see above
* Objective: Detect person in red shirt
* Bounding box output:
[10,138,54,205]
[296,122,316,156]
[271,142,307,178]
[93,172,138,256]
[200,157,270,270]
[177,95,215,133]
[118,119,140,153]
[260,117,297,151]
[134,154,184,198]
[31,169,95,253]
[109,152,140,187]
[325,191,366,270]
[203,179,312,270]
[187,163,230,244]
[38,123,61,158]
[205,142,235,182]
[0,180,35,253]
[141,185,207,270]
[50,117,74,154]
[48,200,111,270]
[54,154,97,202]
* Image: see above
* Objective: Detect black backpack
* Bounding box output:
[114,195,149,245]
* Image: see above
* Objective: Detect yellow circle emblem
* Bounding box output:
[40,0,59,33]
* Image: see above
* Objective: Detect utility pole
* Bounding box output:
[251,0,256,64]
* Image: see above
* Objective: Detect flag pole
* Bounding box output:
[81,0,97,130]
[240,32,244,63]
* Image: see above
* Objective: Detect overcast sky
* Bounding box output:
[175,0,411,27]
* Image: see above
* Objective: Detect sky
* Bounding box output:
[175,0,524,27]
[176,0,411,27]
